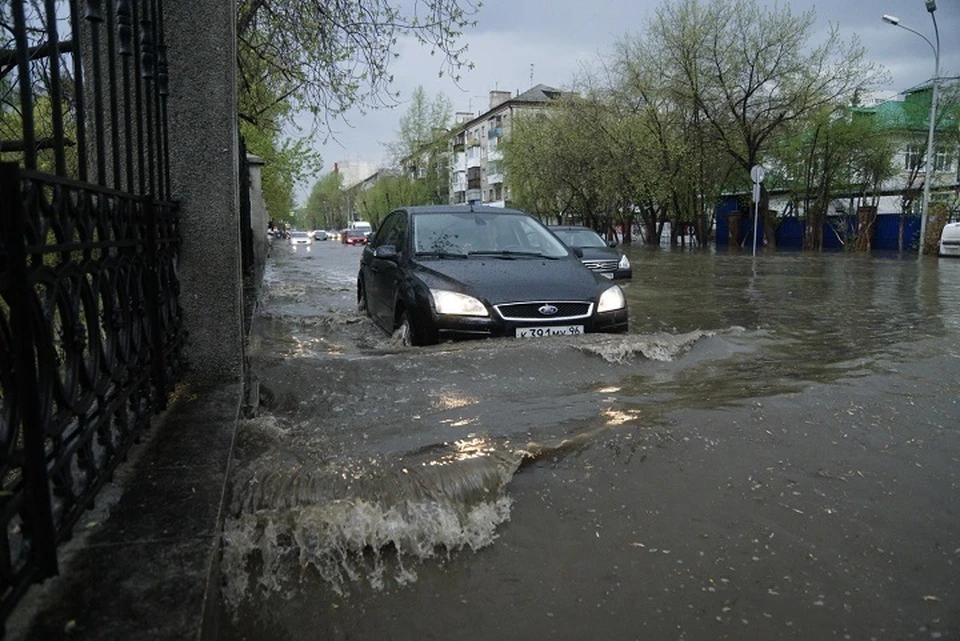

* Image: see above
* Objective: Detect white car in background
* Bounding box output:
[939,222,960,258]
[289,231,312,248]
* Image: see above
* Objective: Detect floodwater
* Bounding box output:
[220,238,960,641]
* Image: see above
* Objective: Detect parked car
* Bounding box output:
[289,231,312,247]
[341,229,368,246]
[357,205,629,345]
[313,229,328,241]
[939,222,960,258]
[549,225,632,280]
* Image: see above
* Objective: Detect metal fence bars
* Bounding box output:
[0,0,184,629]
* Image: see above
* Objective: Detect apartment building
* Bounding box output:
[448,84,567,206]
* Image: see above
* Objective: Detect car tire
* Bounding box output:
[397,309,416,346]
[357,279,369,316]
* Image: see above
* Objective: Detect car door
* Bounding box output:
[363,211,407,329]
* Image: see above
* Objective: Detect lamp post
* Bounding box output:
[883,1,940,256]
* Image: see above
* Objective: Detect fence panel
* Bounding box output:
[0,0,184,629]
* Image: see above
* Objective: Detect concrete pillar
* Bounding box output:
[164,2,244,382]
[247,154,269,277]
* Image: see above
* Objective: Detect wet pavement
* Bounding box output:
[220,238,960,640]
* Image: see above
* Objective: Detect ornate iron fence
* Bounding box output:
[0,0,184,629]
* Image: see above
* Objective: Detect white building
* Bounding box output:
[448,85,568,207]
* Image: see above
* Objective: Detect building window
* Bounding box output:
[905,145,954,172]
[904,144,923,170]
[933,147,952,172]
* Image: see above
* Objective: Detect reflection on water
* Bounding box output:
[223,245,960,640]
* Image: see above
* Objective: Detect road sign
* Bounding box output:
[750,165,764,257]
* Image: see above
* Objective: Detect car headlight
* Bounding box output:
[431,289,489,317]
[618,254,630,269]
[597,285,626,313]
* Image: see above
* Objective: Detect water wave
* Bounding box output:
[221,437,527,605]
[574,329,716,363]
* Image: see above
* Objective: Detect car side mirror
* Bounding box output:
[374,245,398,261]
[572,246,584,258]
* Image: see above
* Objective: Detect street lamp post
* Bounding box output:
[883,1,940,256]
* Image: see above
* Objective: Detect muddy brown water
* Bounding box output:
[220,239,960,640]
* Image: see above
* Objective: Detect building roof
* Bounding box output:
[852,83,957,132]
[453,84,570,133]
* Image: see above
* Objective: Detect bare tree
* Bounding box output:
[236,0,480,136]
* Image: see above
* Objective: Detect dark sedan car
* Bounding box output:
[549,225,632,280]
[357,206,629,346]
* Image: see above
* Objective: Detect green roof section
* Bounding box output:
[852,85,957,132]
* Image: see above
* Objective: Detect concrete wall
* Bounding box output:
[165,1,245,382]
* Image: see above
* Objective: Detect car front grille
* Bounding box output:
[494,301,593,321]
[582,258,619,272]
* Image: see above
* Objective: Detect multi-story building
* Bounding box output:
[448,84,567,206]
[852,83,959,215]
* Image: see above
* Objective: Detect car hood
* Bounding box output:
[576,246,621,261]
[412,256,606,304]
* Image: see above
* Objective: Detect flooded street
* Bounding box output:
[220,238,960,640]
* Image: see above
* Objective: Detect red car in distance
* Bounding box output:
[341,229,368,246]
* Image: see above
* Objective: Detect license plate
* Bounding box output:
[516,325,584,338]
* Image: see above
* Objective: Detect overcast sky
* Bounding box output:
[293,0,959,202]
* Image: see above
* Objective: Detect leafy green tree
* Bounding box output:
[386,86,453,204]
[303,170,346,231]
[236,0,478,134]
[772,105,896,250]
[235,1,478,219]
[354,173,432,225]
[643,0,887,240]
[503,95,621,231]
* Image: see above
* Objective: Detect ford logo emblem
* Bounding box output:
[538,304,559,316]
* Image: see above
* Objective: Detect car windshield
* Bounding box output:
[291,232,308,238]
[552,228,607,248]
[346,230,365,238]
[413,212,569,258]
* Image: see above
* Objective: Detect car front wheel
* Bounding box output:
[357,279,369,316]
[396,309,414,346]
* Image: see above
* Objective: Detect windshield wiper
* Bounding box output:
[416,250,468,259]
[468,250,559,259]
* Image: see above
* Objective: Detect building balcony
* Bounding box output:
[486,172,504,185]
[466,188,482,203]
[488,126,502,139]
[487,148,502,162]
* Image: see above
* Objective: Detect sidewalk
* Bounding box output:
[6,382,242,641]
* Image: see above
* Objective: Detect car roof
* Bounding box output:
[549,225,594,230]
[400,204,531,216]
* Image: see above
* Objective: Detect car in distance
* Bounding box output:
[549,225,632,280]
[357,205,629,345]
[341,229,368,246]
[289,231,312,247]
[939,222,960,257]
[313,229,328,241]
